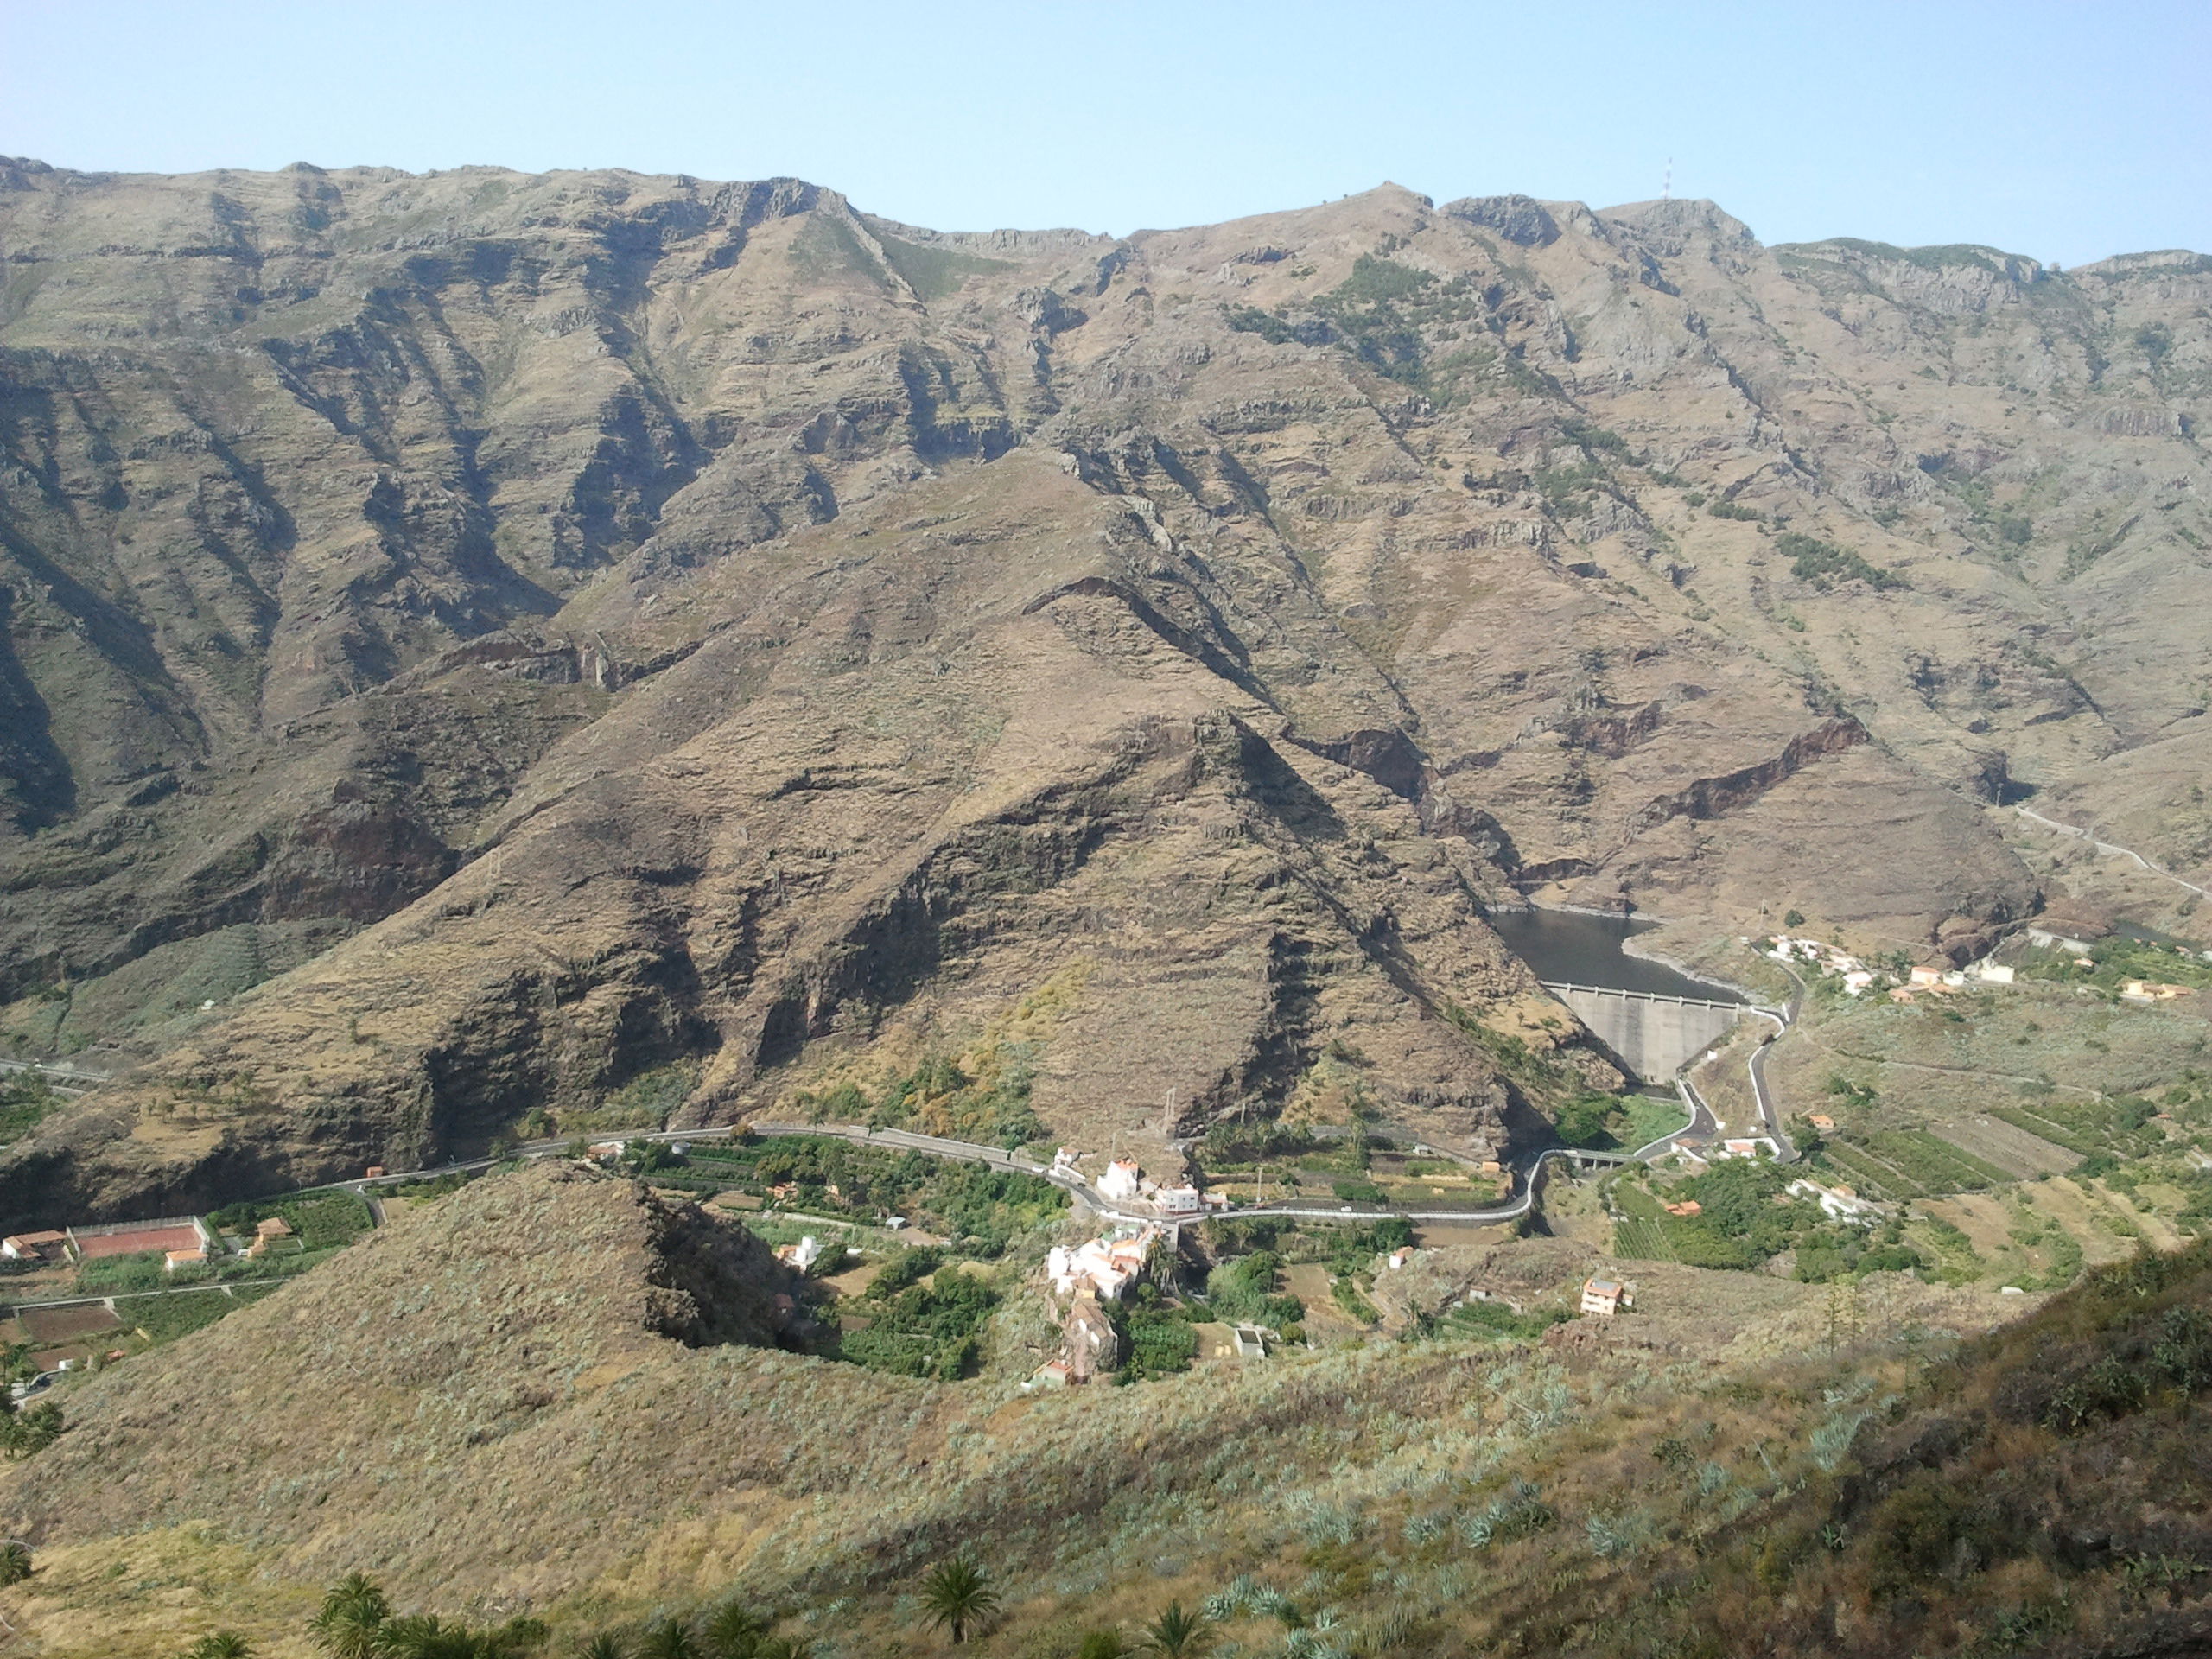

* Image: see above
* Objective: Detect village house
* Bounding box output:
[2121,979,2192,1003]
[1787,1179,1881,1222]
[1908,965,1945,988]
[1047,1227,1159,1300]
[1,1231,67,1264]
[1770,936,1870,981]
[1580,1276,1632,1318]
[1096,1160,1143,1202]
[1154,1183,1205,1217]
[1061,1289,1121,1383]
[1972,963,2015,985]
[1808,1114,1836,1130]
[163,1248,207,1274]
[774,1235,823,1271]
[2028,926,2098,955]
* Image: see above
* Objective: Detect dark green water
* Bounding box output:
[1486,907,1744,1003]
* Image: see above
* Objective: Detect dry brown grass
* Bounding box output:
[2,1164,2200,1659]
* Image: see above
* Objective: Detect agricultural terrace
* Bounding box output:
[1603,933,2212,1293]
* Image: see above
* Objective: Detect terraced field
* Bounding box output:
[1815,1130,2011,1201]
[1926,1114,2079,1179]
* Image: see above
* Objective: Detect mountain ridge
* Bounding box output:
[3,159,2208,1220]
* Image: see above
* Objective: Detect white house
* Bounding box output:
[1155,1184,1204,1217]
[1580,1276,1631,1317]
[1786,1179,1881,1223]
[1096,1160,1142,1202]
[1047,1227,1160,1300]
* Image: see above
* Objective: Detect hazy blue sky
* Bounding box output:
[3,1,2204,265]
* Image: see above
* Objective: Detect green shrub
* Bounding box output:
[1121,1306,1198,1377]
[1446,1300,1568,1343]
[840,1269,1000,1380]
[1204,1252,1305,1327]
[1777,531,1906,591]
[0,1074,60,1142]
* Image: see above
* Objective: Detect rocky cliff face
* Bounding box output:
[3,160,2208,1217]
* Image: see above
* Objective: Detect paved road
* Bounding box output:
[327,1117,1624,1231]
[1630,1080,1712,1160]
[1745,1007,1796,1157]
[1,1278,289,1318]
[0,1058,99,1097]
[1809,1043,2107,1098]
[2015,805,2211,901]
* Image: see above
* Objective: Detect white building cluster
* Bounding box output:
[1767,936,2015,998]
[1065,1151,1222,1217]
[1047,1226,1164,1300]
[1785,1178,1883,1223]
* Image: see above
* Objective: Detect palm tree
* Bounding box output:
[310,1572,391,1659]
[1142,1603,1214,1656]
[0,1541,30,1586]
[372,1615,498,1658]
[702,1602,768,1659]
[918,1555,1000,1645]
[182,1637,251,1659]
[639,1619,699,1659]
[576,1637,627,1659]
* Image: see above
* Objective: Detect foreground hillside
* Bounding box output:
[22,1161,2210,1657]
[3,160,2210,1218]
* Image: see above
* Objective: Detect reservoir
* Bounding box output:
[1486,907,1745,1004]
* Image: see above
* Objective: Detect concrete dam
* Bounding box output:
[1541,982,1746,1084]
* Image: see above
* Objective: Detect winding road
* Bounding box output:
[2013,805,2211,902]
[313,1116,1626,1233]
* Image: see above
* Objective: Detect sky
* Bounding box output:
[3,0,2205,267]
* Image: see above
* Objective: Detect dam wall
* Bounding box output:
[1543,982,1745,1084]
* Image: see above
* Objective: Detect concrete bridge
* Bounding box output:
[1540,982,1747,1084]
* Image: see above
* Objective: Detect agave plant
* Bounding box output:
[1141,1601,1214,1656]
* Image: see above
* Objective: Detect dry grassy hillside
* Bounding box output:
[4,1161,2144,1658]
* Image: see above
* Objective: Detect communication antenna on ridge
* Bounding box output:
[1662,158,1673,201]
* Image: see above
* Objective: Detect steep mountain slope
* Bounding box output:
[3,161,2209,1217]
